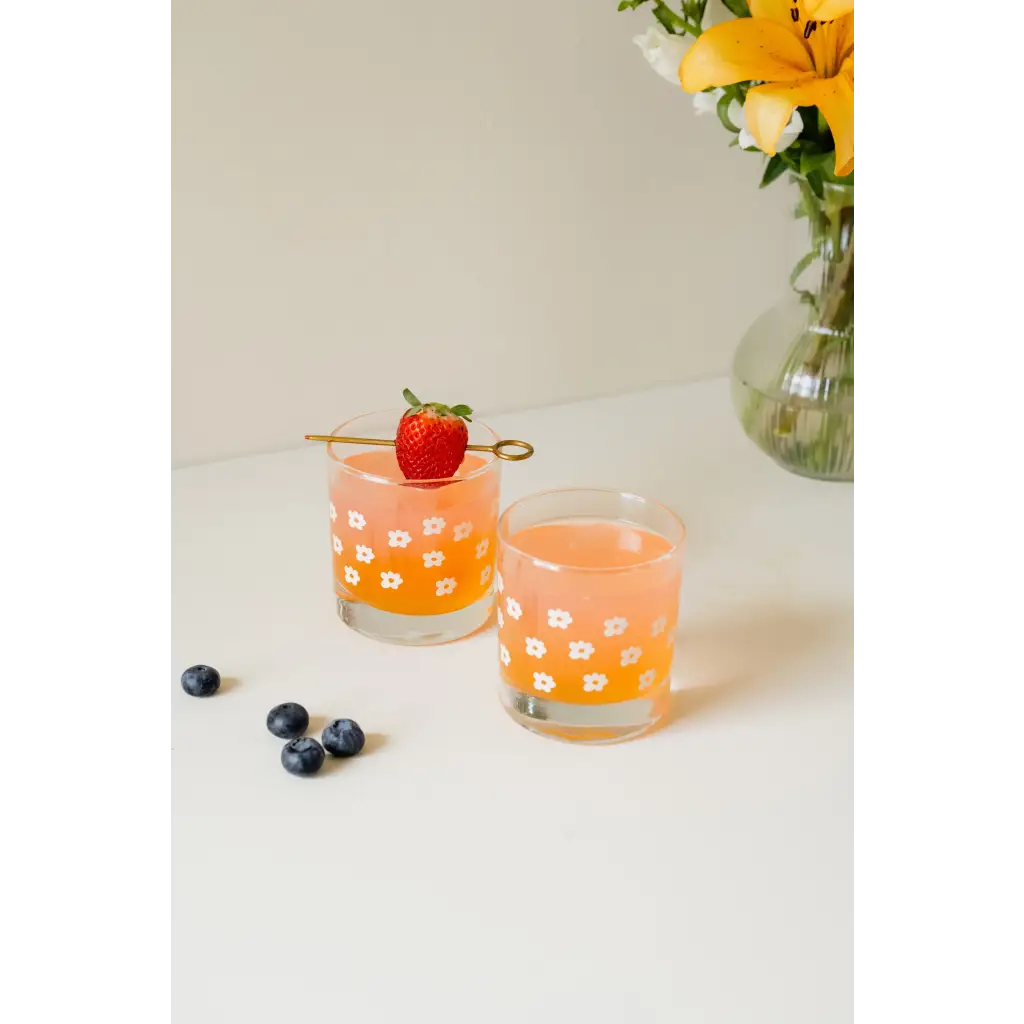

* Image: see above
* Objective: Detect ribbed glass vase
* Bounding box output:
[732,179,853,482]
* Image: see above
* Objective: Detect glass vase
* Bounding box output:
[732,179,854,482]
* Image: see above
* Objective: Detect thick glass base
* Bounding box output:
[336,592,493,646]
[499,678,670,744]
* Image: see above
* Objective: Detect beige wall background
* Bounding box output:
[173,0,799,467]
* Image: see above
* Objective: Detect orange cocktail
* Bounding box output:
[497,489,685,742]
[327,411,501,644]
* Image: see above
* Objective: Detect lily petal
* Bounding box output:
[808,12,853,76]
[812,59,854,175]
[739,107,803,153]
[745,66,853,174]
[803,0,854,18]
[743,81,818,157]
[678,18,815,93]
[749,0,809,31]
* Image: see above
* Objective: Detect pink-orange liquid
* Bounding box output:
[329,450,499,615]
[497,519,681,706]
[510,520,673,567]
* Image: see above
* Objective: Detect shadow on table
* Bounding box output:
[216,676,240,695]
[658,604,852,731]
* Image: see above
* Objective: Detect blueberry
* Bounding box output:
[181,664,220,697]
[322,718,365,758]
[266,702,309,739]
[281,737,325,776]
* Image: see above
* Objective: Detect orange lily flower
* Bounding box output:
[679,0,853,176]
[803,0,853,18]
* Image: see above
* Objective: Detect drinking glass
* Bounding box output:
[496,488,685,742]
[327,410,500,644]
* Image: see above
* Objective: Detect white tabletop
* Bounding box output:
[173,378,852,1023]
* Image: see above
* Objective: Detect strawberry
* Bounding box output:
[394,388,474,481]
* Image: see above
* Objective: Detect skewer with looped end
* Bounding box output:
[303,434,535,462]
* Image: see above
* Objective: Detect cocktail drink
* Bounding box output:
[497,488,685,742]
[328,410,501,644]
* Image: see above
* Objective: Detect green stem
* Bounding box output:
[738,179,854,481]
[652,1,701,37]
[652,2,687,31]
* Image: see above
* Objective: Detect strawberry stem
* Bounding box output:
[401,389,473,422]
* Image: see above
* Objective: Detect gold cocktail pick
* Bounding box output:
[304,434,534,462]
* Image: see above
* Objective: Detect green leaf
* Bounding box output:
[720,0,751,15]
[806,169,825,199]
[789,250,817,288]
[402,388,422,408]
[760,154,786,188]
[794,105,821,143]
[716,91,740,133]
[617,0,651,10]
[800,148,834,177]
[450,404,473,422]
[820,160,854,187]
[779,148,799,171]
[652,2,687,33]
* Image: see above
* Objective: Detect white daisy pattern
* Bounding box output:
[423,516,446,536]
[380,571,403,589]
[332,534,343,555]
[604,616,629,637]
[547,608,572,629]
[480,565,492,586]
[620,646,643,667]
[638,668,657,691]
[422,550,445,568]
[569,640,594,661]
[525,637,547,659]
[651,615,668,637]
[533,672,556,693]
[506,596,522,620]
[495,569,504,593]
[388,530,411,549]
[355,544,375,564]
[436,577,457,597]
[329,502,337,523]
[453,521,472,541]
[583,673,608,693]
[497,607,504,628]
[348,509,366,530]
[344,565,360,586]
[475,538,489,559]
[500,643,511,667]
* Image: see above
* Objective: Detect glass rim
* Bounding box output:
[328,410,501,486]
[497,486,686,574]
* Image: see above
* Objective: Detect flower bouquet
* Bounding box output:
[623,0,854,481]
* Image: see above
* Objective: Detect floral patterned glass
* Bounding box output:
[497,488,685,743]
[328,411,500,644]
